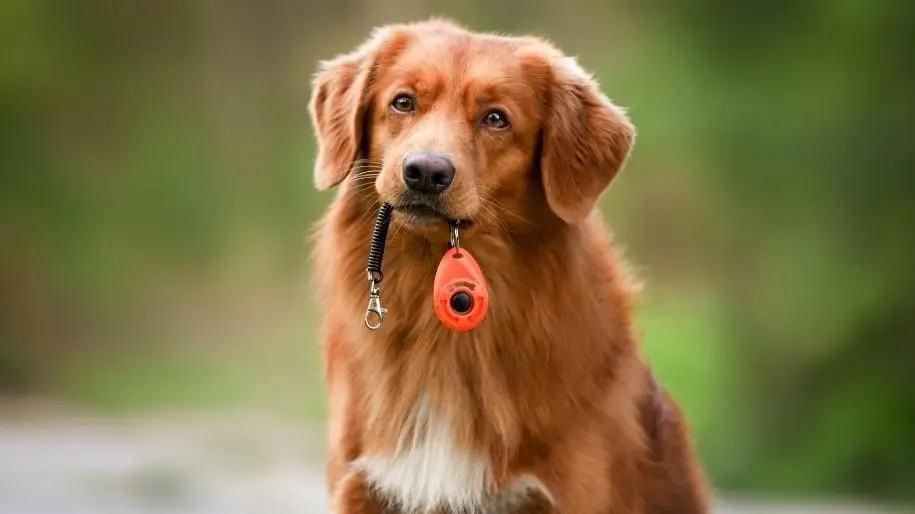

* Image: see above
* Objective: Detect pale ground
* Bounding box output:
[0,403,909,514]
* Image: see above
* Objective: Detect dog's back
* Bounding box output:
[637,373,712,513]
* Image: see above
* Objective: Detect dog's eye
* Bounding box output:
[391,94,415,113]
[481,109,510,130]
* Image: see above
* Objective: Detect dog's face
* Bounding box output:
[367,34,541,230]
[310,20,635,237]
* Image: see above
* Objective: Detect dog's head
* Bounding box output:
[309,19,635,237]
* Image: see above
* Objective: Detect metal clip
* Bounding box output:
[450,223,460,251]
[363,280,387,330]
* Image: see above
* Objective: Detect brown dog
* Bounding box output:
[309,18,711,514]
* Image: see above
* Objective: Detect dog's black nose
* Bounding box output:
[402,151,455,195]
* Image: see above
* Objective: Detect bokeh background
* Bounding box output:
[2,1,913,512]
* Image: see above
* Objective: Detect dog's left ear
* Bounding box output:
[537,57,636,223]
[309,27,407,190]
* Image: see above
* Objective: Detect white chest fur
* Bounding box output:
[353,402,554,513]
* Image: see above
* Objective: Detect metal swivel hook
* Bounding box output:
[364,276,387,330]
[450,222,461,252]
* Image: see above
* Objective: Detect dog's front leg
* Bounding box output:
[332,470,386,514]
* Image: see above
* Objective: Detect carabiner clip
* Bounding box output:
[363,281,387,330]
[450,222,461,252]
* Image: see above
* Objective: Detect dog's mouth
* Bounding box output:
[390,201,473,229]
[395,203,444,219]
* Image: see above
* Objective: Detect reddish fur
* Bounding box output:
[309,18,711,513]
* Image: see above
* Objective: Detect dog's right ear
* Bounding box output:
[308,27,405,190]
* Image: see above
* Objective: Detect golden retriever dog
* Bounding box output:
[308,18,711,514]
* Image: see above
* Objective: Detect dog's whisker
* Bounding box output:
[349,168,383,176]
[349,159,383,168]
[350,186,379,198]
[476,190,510,219]
[477,182,537,229]
[349,161,384,170]
[349,166,382,173]
[346,172,382,183]
[348,177,378,185]
[479,201,514,238]
[495,206,535,228]
[349,185,378,195]
[357,197,382,223]
[348,168,383,178]
[349,171,380,180]
[480,199,524,248]
[365,197,381,215]
[359,204,382,228]
[348,175,382,186]
[349,177,381,187]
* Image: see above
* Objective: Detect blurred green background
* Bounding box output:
[2,0,913,505]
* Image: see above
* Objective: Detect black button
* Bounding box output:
[449,292,473,314]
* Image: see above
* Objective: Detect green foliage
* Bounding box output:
[2,0,913,502]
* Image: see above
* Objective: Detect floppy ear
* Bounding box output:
[308,28,398,190]
[540,57,636,223]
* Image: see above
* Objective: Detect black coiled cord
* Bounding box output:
[365,203,393,283]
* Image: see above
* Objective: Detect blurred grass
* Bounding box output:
[51,281,329,420]
[56,334,327,420]
[2,0,914,503]
[59,352,265,413]
[640,291,731,434]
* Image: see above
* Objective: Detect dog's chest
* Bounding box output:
[354,404,553,513]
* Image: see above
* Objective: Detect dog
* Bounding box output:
[308,18,711,514]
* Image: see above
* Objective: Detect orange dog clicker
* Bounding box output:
[432,225,489,331]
